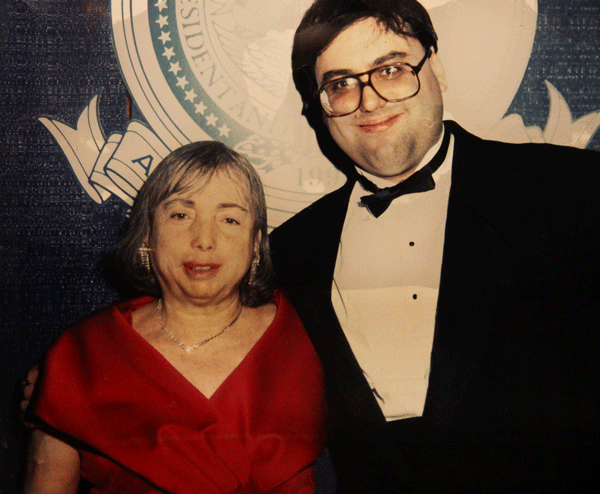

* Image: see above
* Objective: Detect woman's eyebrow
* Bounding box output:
[161,198,248,212]
[217,203,248,212]
[162,198,195,208]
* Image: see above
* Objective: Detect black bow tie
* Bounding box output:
[359,126,451,218]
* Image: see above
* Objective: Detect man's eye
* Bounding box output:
[225,217,240,225]
[171,212,187,220]
[329,78,357,94]
[377,65,402,79]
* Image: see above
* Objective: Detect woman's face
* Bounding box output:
[149,170,258,307]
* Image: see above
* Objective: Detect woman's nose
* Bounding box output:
[191,220,216,250]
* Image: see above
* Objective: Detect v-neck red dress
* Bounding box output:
[32,291,328,493]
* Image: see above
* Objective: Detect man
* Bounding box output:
[269,0,600,492]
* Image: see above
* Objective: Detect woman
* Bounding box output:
[23,142,328,494]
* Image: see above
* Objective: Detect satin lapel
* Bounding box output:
[270,180,352,292]
[423,123,516,424]
[302,183,351,291]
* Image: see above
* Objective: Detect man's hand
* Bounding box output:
[20,365,39,428]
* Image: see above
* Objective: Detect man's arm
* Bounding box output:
[23,429,81,494]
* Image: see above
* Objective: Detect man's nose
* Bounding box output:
[359,79,387,113]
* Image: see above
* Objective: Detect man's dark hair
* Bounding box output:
[291,0,438,175]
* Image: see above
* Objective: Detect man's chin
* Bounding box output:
[358,164,416,184]
[356,151,415,181]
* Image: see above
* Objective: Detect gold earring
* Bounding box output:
[249,255,260,285]
[139,243,152,272]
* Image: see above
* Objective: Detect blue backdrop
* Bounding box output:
[1,0,599,492]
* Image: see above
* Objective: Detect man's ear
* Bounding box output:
[429,51,448,93]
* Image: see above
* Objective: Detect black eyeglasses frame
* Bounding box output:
[318,48,433,117]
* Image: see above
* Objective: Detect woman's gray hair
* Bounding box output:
[115,141,274,307]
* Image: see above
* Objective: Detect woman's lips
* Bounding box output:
[183,262,220,278]
[358,113,401,133]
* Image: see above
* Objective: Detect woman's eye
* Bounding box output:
[225,217,240,225]
[171,212,187,220]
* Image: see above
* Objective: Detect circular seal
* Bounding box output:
[112,0,344,227]
[111,0,537,227]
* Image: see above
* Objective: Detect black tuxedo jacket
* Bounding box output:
[270,122,600,493]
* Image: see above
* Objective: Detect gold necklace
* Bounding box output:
[156,299,242,353]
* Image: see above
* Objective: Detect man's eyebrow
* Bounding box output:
[319,51,410,85]
[372,51,410,67]
[319,69,355,85]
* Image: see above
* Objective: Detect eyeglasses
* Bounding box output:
[317,49,432,117]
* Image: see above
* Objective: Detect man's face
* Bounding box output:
[315,17,447,183]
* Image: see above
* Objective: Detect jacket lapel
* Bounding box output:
[423,122,517,424]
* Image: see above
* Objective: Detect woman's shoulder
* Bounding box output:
[46,296,155,358]
[239,290,302,347]
[269,290,296,321]
[37,296,159,408]
[76,296,155,328]
[265,290,307,339]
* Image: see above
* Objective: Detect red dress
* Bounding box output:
[33,291,328,494]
